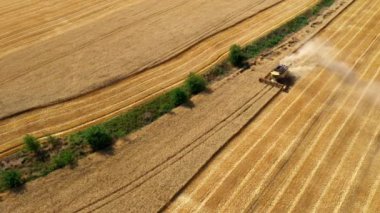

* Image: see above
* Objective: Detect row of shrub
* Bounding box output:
[70,72,206,141]
[1,0,336,191]
[228,0,335,68]
[0,73,207,191]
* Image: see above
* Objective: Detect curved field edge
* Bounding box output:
[0,0,284,119]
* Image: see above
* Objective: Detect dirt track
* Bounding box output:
[0,0,318,157]
[167,0,380,211]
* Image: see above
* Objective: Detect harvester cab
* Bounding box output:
[259,64,292,92]
[271,64,289,81]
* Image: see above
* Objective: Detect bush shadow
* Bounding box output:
[97,146,115,156]
[203,88,213,95]
[10,184,26,195]
[183,100,195,109]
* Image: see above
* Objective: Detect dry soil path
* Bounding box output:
[166,0,380,212]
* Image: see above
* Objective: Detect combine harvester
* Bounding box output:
[259,64,295,92]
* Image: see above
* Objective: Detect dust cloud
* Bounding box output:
[280,39,380,105]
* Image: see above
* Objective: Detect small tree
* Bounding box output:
[170,88,189,106]
[23,135,41,154]
[229,44,246,67]
[51,150,76,169]
[0,170,23,189]
[185,73,207,95]
[84,126,113,151]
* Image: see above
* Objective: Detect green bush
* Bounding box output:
[84,126,113,151]
[229,44,246,67]
[185,73,207,95]
[158,102,174,115]
[0,170,23,189]
[23,135,41,154]
[170,88,189,107]
[51,150,76,169]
